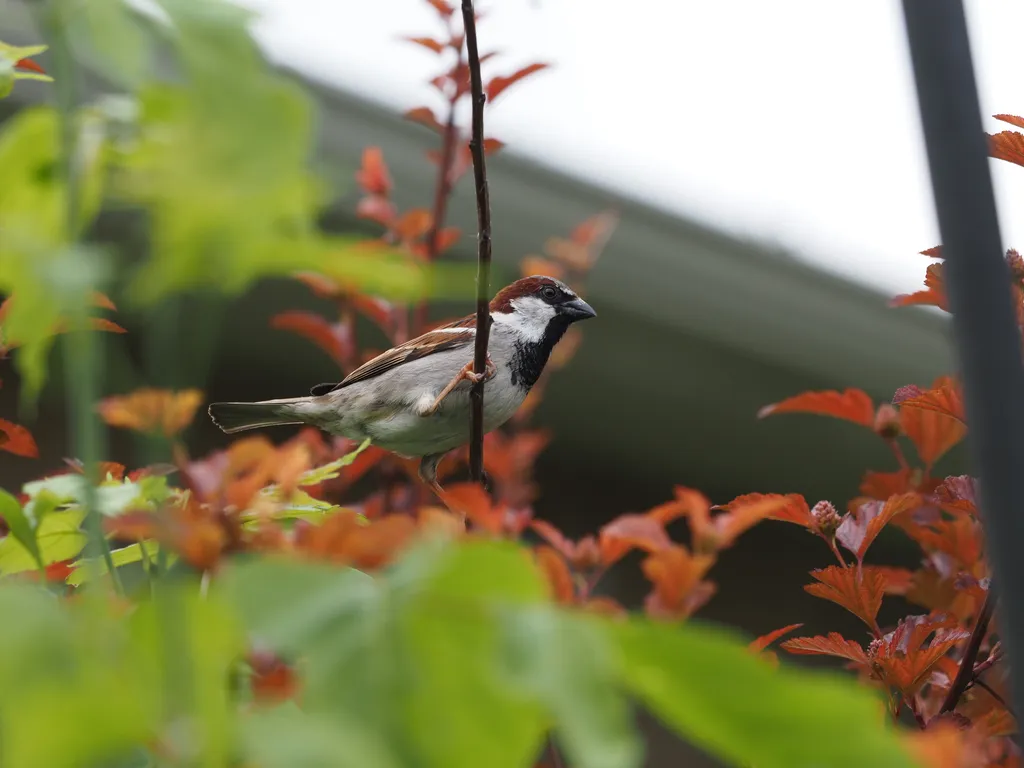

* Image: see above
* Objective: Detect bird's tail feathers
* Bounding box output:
[207,398,309,434]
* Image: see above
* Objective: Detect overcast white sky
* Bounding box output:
[237,1,1024,297]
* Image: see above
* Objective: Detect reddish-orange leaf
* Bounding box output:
[395,208,433,241]
[758,388,875,428]
[994,114,1024,130]
[641,545,716,620]
[404,106,444,133]
[483,138,505,155]
[870,565,915,595]
[435,227,461,252]
[0,419,38,458]
[520,256,565,281]
[487,63,551,102]
[270,311,350,368]
[248,650,299,704]
[804,565,886,628]
[355,147,392,196]
[89,318,127,334]
[859,469,914,500]
[988,130,1024,167]
[873,614,970,695]
[900,388,967,468]
[699,494,793,550]
[404,36,446,55]
[440,483,503,534]
[920,245,944,259]
[599,513,672,566]
[894,381,966,424]
[14,57,45,75]
[425,0,454,17]
[729,492,814,529]
[90,291,117,311]
[836,493,921,561]
[891,262,948,311]
[97,389,203,438]
[648,486,713,526]
[530,519,576,561]
[356,195,397,228]
[933,475,977,516]
[749,623,804,654]
[417,506,466,538]
[534,545,575,604]
[781,633,871,667]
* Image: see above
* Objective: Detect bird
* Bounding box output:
[207,275,596,497]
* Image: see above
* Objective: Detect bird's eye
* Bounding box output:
[541,286,558,300]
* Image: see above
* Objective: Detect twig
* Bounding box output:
[461,0,492,485]
[971,678,1016,718]
[546,733,565,768]
[940,590,996,714]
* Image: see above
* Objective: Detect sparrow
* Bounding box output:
[207,275,596,496]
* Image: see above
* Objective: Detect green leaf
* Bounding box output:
[65,0,149,87]
[241,704,401,768]
[499,610,642,768]
[614,619,916,768]
[0,583,160,767]
[0,508,87,575]
[0,488,43,570]
[220,540,555,768]
[23,472,169,517]
[299,438,372,486]
[67,540,159,586]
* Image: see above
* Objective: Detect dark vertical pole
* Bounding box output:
[901,0,1024,722]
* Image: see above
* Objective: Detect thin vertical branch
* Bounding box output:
[462,0,492,484]
[940,591,995,714]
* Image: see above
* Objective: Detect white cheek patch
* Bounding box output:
[491,295,556,342]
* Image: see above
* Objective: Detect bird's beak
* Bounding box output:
[561,297,597,320]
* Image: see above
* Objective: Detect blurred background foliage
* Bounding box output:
[0,0,959,765]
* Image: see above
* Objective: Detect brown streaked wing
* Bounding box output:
[320,316,476,392]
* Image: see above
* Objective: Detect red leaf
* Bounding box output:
[395,209,433,241]
[859,469,914,500]
[356,195,397,228]
[486,63,551,102]
[404,36,446,55]
[14,58,45,75]
[534,545,575,604]
[530,519,576,561]
[270,312,350,368]
[932,475,977,516]
[435,227,461,252]
[805,565,886,628]
[89,318,127,334]
[994,114,1024,130]
[90,291,117,311]
[894,381,965,424]
[988,130,1024,167]
[404,106,444,133]
[729,492,814,529]
[891,263,948,311]
[920,245,944,259]
[642,545,716,620]
[781,633,871,667]
[425,0,454,17]
[749,623,804,653]
[440,483,503,534]
[351,294,395,334]
[899,377,967,466]
[355,147,392,196]
[482,138,505,155]
[0,419,38,458]
[758,389,875,428]
[599,513,672,566]
[836,493,921,561]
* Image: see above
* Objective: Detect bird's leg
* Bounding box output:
[418,452,463,518]
[418,354,497,417]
